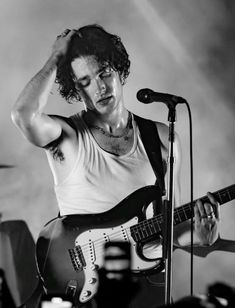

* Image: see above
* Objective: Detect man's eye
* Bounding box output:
[78,78,90,88]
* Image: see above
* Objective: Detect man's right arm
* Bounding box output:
[11,29,75,147]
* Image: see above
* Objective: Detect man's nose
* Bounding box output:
[95,77,106,95]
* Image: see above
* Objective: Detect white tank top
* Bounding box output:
[54,111,156,216]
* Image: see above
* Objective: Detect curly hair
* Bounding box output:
[56,24,131,104]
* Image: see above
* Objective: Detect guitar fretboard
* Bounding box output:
[130,184,235,242]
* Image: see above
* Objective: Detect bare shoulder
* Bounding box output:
[49,114,77,135]
[43,114,79,162]
[155,121,181,147]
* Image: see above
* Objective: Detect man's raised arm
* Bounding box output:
[11,29,75,147]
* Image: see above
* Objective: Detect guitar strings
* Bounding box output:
[76,203,201,255]
[77,202,201,255]
[77,215,163,257]
[76,187,234,258]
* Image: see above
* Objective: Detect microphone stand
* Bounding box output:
[163,101,177,305]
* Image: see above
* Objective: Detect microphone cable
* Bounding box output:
[184,101,194,296]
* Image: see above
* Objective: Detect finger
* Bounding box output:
[57,29,71,39]
[62,28,71,36]
[204,203,216,222]
[66,29,77,38]
[196,199,207,219]
[194,203,201,224]
[204,203,214,216]
[207,192,218,205]
[207,192,220,220]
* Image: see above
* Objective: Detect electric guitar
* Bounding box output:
[36,184,235,304]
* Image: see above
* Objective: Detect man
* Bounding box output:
[12,25,219,307]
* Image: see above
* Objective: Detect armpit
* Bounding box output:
[43,131,65,162]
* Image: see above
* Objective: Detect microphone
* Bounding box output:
[136,88,186,105]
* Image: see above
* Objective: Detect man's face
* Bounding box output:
[71,55,123,114]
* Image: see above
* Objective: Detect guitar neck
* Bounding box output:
[174,183,235,225]
[130,184,235,242]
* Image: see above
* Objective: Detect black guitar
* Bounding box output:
[36,183,235,304]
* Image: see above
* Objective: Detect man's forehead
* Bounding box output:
[71,55,109,78]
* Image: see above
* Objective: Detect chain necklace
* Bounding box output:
[89,112,132,139]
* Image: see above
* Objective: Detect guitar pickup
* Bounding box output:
[68,246,86,272]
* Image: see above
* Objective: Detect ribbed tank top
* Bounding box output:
[54,111,156,215]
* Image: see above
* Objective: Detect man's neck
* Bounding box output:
[84,108,130,134]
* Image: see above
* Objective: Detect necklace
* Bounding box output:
[89,112,132,139]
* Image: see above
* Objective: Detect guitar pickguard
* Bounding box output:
[73,216,163,303]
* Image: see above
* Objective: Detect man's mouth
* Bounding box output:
[97,95,113,104]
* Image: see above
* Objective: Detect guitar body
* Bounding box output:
[36,185,164,304]
[36,183,235,305]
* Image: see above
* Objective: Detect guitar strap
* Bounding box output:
[133,114,166,215]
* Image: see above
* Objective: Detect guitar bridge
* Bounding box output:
[68,246,86,272]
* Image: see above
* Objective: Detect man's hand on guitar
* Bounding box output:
[194,192,220,246]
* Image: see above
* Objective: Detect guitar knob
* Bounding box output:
[91,264,99,270]
[66,279,78,297]
[88,278,97,284]
[83,290,91,297]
